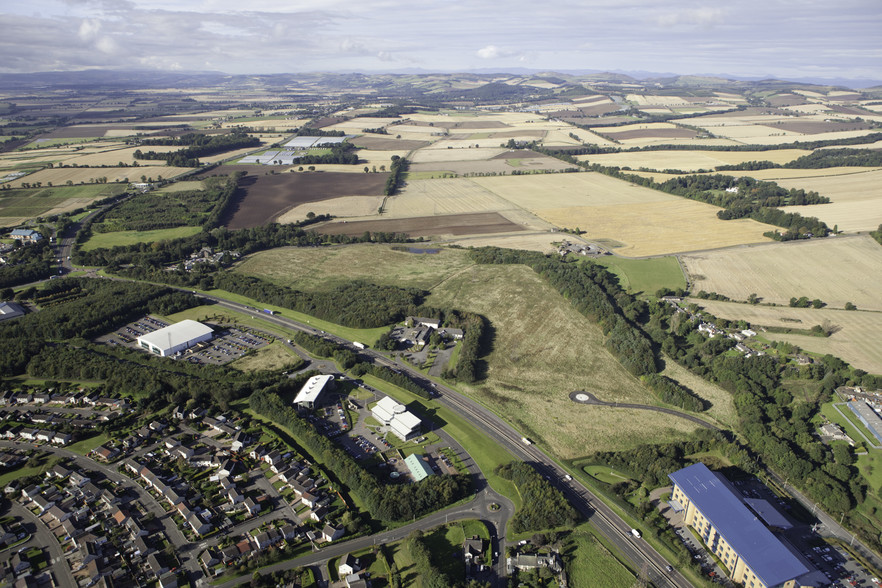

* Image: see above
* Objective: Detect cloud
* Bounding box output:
[476,45,501,59]
[78,18,101,41]
[654,7,725,28]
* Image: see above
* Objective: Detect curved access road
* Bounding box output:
[569,390,721,431]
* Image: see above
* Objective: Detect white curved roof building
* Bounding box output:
[137,320,213,357]
[371,396,421,441]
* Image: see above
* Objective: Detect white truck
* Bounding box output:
[352,341,366,350]
[521,437,532,445]
[630,528,641,538]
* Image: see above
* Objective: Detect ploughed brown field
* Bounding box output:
[350,136,431,150]
[223,171,389,229]
[315,212,525,237]
[40,126,124,138]
[578,103,622,116]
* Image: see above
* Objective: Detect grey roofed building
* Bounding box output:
[0,302,25,322]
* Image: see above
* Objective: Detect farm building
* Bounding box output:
[846,400,882,444]
[0,301,25,322]
[669,463,808,588]
[9,229,42,242]
[371,396,421,441]
[136,320,214,357]
[404,453,434,482]
[293,374,335,409]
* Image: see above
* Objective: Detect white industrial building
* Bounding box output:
[136,320,214,357]
[293,375,335,409]
[371,396,421,441]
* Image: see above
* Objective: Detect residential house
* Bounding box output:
[322,525,344,542]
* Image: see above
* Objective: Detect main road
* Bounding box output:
[196,293,691,587]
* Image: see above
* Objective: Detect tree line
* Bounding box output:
[0,239,53,288]
[385,156,408,196]
[134,130,260,167]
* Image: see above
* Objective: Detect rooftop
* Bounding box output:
[137,320,213,351]
[669,463,808,587]
[293,374,335,405]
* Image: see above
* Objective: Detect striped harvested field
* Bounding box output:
[578,148,809,171]
[681,236,882,312]
[471,173,772,256]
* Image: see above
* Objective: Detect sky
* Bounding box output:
[2,0,881,83]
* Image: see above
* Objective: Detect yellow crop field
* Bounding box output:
[691,299,882,374]
[383,178,520,219]
[61,145,179,167]
[577,148,809,171]
[768,169,882,232]
[682,236,882,312]
[5,166,194,187]
[275,195,384,223]
[155,181,205,193]
[410,147,507,163]
[471,173,771,256]
[446,233,560,253]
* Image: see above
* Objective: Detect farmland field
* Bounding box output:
[3,166,194,187]
[80,226,203,251]
[470,173,772,256]
[410,147,507,162]
[316,212,525,238]
[223,171,389,229]
[408,155,572,175]
[0,184,124,223]
[234,244,475,292]
[681,236,882,312]
[237,244,703,458]
[689,299,882,374]
[577,148,809,171]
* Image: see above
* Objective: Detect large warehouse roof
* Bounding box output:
[293,375,335,406]
[669,463,808,587]
[138,320,213,352]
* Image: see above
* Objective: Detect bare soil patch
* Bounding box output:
[765,93,809,107]
[315,212,524,238]
[579,103,622,116]
[350,136,430,150]
[313,116,348,128]
[223,171,389,229]
[39,126,120,139]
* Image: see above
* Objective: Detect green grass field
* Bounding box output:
[564,523,636,587]
[81,226,203,250]
[0,184,125,220]
[234,244,475,292]
[592,255,686,296]
[583,465,634,485]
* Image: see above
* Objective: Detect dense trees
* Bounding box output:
[495,462,579,533]
[213,274,424,329]
[0,239,53,288]
[643,373,705,412]
[385,156,408,196]
[94,175,238,232]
